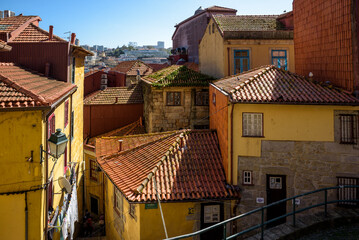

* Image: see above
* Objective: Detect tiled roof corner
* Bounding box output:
[213,65,359,105]
[0,63,76,108]
[97,130,240,202]
[142,65,214,87]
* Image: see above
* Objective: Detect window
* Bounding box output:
[129,204,136,218]
[90,196,99,215]
[166,92,181,106]
[114,187,123,219]
[337,177,359,206]
[195,91,209,106]
[64,100,69,128]
[269,177,282,189]
[242,113,263,137]
[71,57,76,84]
[48,113,55,151]
[234,50,250,74]
[243,171,253,185]
[70,111,74,140]
[64,146,68,175]
[90,159,98,182]
[340,114,358,144]
[271,50,287,70]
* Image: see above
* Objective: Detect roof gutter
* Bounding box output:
[50,86,77,109]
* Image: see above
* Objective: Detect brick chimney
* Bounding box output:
[118,140,123,152]
[49,25,53,41]
[70,33,76,45]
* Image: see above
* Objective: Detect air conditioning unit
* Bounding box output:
[101,74,108,85]
[100,85,107,90]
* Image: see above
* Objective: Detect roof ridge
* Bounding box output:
[101,130,179,140]
[101,130,184,160]
[134,132,186,194]
[0,70,48,105]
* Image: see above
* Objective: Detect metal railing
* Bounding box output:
[165,185,359,240]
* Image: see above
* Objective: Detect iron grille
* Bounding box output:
[339,114,358,144]
[337,177,359,206]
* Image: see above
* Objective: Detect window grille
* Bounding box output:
[337,177,359,206]
[166,92,181,106]
[243,113,263,137]
[340,115,358,144]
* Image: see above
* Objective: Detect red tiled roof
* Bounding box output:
[213,15,282,32]
[214,66,359,105]
[97,130,240,202]
[111,60,153,76]
[12,23,66,42]
[0,63,76,108]
[0,15,40,33]
[83,84,143,105]
[206,6,237,12]
[87,118,146,147]
[183,62,199,72]
[96,131,175,158]
[148,63,169,72]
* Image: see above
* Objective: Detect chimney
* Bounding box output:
[49,25,53,40]
[45,63,51,77]
[70,33,76,45]
[308,72,314,81]
[115,97,118,103]
[118,140,123,152]
[139,116,142,126]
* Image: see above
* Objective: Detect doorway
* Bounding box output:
[266,175,286,228]
[200,203,224,240]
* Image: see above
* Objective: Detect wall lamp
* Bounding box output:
[40,129,68,164]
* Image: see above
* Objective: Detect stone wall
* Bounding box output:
[237,140,359,230]
[143,83,209,133]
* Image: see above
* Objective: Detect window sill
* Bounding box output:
[242,183,254,186]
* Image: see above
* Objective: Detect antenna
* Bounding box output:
[63,31,71,41]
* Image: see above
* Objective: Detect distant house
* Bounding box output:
[111,60,154,86]
[83,84,143,138]
[96,129,240,240]
[199,14,294,78]
[210,66,359,228]
[142,65,214,133]
[83,118,145,219]
[84,70,126,97]
[294,0,359,94]
[171,6,237,64]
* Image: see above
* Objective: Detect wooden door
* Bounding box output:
[200,203,224,240]
[266,175,286,228]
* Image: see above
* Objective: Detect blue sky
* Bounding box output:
[5,0,293,48]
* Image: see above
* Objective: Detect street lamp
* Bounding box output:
[40,129,68,164]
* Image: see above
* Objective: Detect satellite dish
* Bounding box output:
[58,176,72,193]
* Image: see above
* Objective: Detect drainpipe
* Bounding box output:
[25,192,28,240]
[230,103,234,184]
[227,47,230,76]
[44,112,50,240]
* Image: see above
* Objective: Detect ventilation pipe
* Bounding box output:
[49,25,53,41]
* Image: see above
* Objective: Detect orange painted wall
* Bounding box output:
[294,0,356,92]
[209,85,230,181]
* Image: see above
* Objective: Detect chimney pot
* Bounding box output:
[70,33,76,45]
[49,25,53,41]
[118,140,123,152]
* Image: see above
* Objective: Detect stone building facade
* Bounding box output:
[142,65,214,133]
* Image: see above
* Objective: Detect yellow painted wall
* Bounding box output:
[231,103,359,185]
[84,149,104,217]
[0,110,44,240]
[199,20,225,78]
[199,18,295,78]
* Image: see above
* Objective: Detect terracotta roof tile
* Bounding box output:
[97,130,240,202]
[147,63,169,72]
[142,65,214,87]
[214,66,359,105]
[87,118,146,146]
[83,84,143,105]
[12,23,66,42]
[206,6,237,12]
[183,62,199,72]
[213,15,285,32]
[0,63,76,108]
[0,15,40,33]
[111,60,153,76]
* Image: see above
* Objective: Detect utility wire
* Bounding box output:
[154,178,168,239]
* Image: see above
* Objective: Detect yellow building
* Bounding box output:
[83,118,145,220]
[210,66,359,228]
[95,130,240,240]
[0,46,91,240]
[199,14,294,78]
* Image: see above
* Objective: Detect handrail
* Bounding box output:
[165,185,359,240]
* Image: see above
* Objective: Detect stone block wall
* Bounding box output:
[143,83,209,133]
[236,139,359,230]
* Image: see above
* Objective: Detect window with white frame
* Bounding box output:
[242,113,263,137]
[243,171,253,185]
